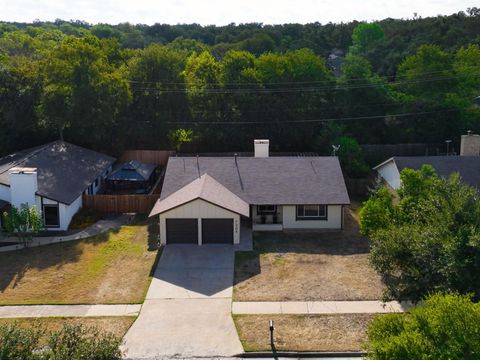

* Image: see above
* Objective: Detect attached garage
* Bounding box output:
[166,219,198,244]
[150,174,250,246]
[202,219,233,244]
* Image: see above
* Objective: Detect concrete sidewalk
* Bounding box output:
[0,304,141,318]
[0,215,130,253]
[232,301,414,315]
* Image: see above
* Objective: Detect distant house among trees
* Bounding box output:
[374,132,480,190]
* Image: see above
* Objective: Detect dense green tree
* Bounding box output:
[360,165,480,300]
[37,36,131,152]
[366,293,480,359]
[350,22,384,56]
[334,136,369,178]
[127,44,189,148]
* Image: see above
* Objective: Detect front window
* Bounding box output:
[296,205,327,220]
[257,205,276,214]
[43,204,60,227]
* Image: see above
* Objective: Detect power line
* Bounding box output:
[162,109,456,125]
[127,66,479,86]
[128,74,477,94]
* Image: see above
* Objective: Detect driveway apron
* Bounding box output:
[123,244,243,359]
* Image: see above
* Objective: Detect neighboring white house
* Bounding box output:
[0,141,115,231]
[374,132,480,190]
[150,139,351,246]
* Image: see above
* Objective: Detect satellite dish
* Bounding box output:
[332,144,340,156]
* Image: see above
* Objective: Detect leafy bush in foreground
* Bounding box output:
[365,293,480,360]
[0,322,123,360]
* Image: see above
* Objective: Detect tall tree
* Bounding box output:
[38,36,131,152]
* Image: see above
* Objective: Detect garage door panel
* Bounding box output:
[202,219,233,244]
[166,219,198,244]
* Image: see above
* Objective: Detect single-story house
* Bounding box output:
[106,160,157,194]
[150,140,350,246]
[0,141,115,231]
[374,132,480,190]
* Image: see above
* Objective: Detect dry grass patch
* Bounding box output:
[234,314,375,352]
[0,221,159,305]
[234,206,385,301]
[0,316,135,343]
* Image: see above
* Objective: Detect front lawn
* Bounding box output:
[234,206,385,301]
[234,314,375,352]
[0,221,159,305]
[0,316,136,343]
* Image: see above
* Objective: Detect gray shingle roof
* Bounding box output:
[0,141,115,204]
[160,156,350,205]
[150,174,250,217]
[392,156,480,188]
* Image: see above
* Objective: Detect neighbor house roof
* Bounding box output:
[107,160,156,182]
[150,174,250,217]
[0,141,115,204]
[159,156,350,206]
[375,156,480,188]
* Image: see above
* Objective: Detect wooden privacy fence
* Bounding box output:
[119,150,175,166]
[82,194,158,214]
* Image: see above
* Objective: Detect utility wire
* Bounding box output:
[162,109,456,125]
[127,66,479,86]
[128,74,477,94]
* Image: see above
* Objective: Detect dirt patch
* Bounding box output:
[234,206,385,301]
[0,221,159,305]
[234,314,376,352]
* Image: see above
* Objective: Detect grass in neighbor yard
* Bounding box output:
[234,314,376,352]
[0,220,159,305]
[0,317,136,344]
[234,204,385,301]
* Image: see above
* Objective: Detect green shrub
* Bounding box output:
[0,322,43,360]
[47,324,122,360]
[0,322,122,360]
[365,293,480,359]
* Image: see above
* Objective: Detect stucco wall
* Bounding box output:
[282,205,343,229]
[376,160,401,189]
[159,198,240,245]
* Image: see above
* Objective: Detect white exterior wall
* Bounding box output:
[282,205,343,229]
[376,161,401,189]
[159,199,241,245]
[0,184,10,202]
[35,195,82,231]
[61,195,82,231]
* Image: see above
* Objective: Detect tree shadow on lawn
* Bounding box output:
[0,229,117,293]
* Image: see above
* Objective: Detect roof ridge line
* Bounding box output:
[0,141,56,177]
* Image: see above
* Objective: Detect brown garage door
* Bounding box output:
[202,219,233,244]
[166,219,198,244]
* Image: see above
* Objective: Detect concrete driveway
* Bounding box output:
[123,245,243,359]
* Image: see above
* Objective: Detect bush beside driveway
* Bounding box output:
[0,221,159,305]
[233,206,385,301]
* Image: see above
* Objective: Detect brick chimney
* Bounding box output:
[460,131,480,156]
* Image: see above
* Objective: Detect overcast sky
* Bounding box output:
[0,0,477,25]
